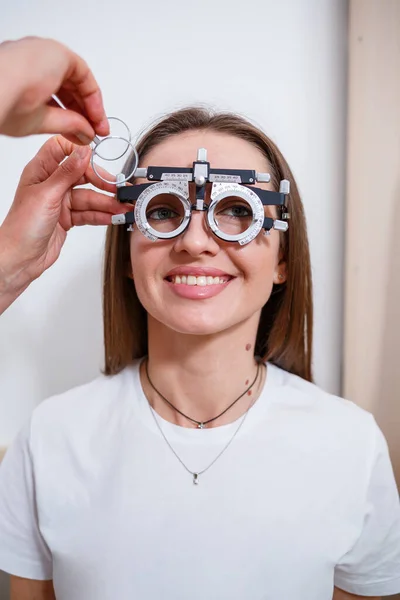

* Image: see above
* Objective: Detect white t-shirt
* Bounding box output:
[0,360,400,599]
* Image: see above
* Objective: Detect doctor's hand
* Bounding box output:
[0,136,127,315]
[0,36,109,144]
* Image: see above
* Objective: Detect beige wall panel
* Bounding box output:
[345,0,400,485]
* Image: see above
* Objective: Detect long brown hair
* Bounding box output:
[103,107,313,381]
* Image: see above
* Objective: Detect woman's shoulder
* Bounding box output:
[267,361,376,437]
[30,360,142,432]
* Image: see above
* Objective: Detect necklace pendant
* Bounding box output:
[197,422,205,429]
[193,473,199,485]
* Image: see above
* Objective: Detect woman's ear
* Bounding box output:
[273,255,287,285]
[126,262,134,280]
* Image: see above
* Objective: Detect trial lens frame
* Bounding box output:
[112,148,290,245]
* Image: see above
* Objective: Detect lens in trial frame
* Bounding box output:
[134,181,192,241]
[145,194,187,234]
[208,183,265,245]
[213,196,254,236]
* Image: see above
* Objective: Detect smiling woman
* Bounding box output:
[104,109,311,379]
[0,107,399,600]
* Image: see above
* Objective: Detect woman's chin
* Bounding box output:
[149,310,232,337]
[163,318,226,337]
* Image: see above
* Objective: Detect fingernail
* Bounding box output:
[76,133,94,145]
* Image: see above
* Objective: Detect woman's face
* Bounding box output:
[129,130,286,336]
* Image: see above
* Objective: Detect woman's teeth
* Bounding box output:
[170,275,229,286]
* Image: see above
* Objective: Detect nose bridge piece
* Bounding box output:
[185,209,210,237]
[195,197,205,211]
[193,148,209,211]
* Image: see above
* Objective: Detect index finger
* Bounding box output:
[62,49,110,138]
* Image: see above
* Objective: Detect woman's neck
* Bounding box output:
[140,313,265,428]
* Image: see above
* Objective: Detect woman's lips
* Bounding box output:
[164,276,234,300]
[165,266,232,279]
[164,266,235,299]
[166,274,231,285]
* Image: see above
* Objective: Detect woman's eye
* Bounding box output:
[218,205,252,218]
[147,208,180,221]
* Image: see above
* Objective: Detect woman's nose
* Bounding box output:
[172,211,220,257]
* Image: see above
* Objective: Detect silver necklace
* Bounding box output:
[145,359,260,428]
[145,362,263,485]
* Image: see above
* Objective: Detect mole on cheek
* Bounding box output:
[245,343,252,351]
[248,390,252,396]
[245,379,249,385]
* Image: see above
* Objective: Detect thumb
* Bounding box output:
[45,145,91,200]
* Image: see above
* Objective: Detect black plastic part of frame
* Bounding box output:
[210,168,257,183]
[257,190,286,206]
[263,217,274,231]
[147,166,193,180]
[117,183,153,203]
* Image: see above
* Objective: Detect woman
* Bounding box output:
[0,108,399,600]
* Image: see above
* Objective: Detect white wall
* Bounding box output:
[0,0,348,447]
